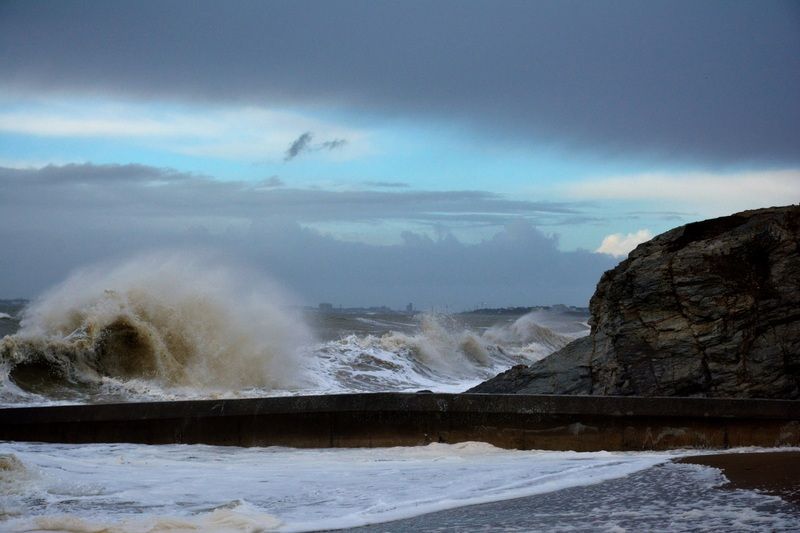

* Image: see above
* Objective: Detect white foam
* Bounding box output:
[5,443,799,532]
[483,311,579,348]
[299,312,578,396]
[2,441,674,532]
[30,504,283,533]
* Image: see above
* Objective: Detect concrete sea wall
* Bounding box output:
[0,393,797,451]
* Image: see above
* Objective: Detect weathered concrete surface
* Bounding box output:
[472,205,800,398]
[0,393,798,451]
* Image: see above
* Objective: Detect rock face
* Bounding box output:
[471,205,800,399]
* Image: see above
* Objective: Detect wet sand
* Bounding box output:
[347,454,800,532]
[678,451,800,505]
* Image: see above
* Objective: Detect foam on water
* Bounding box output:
[301,312,574,394]
[3,442,798,532]
[483,310,584,349]
[354,453,800,532]
[0,441,671,532]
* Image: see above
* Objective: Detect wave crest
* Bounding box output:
[302,312,578,394]
[0,252,312,400]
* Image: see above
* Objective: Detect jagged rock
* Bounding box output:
[471,205,800,399]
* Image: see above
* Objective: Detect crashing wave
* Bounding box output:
[302,312,577,394]
[0,251,312,402]
[0,252,583,404]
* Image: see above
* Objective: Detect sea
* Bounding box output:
[1,253,798,532]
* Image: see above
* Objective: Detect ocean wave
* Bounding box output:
[301,312,576,394]
[0,253,581,405]
[0,251,312,403]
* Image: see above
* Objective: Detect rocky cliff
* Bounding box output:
[470,205,800,399]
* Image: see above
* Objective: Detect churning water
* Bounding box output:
[2,253,796,532]
[0,252,585,406]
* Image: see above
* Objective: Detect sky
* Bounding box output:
[0,0,798,309]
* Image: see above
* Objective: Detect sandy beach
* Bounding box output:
[678,451,800,506]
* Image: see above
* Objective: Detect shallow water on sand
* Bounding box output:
[2,442,798,532]
[352,459,800,532]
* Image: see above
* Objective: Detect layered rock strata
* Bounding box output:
[471,205,800,399]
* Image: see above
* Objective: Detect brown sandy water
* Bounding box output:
[679,451,800,505]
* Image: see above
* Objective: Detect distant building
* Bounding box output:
[318,303,334,312]
[406,303,413,313]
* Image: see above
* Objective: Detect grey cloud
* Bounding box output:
[1,1,798,164]
[284,132,313,161]
[548,215,606,226]
[363,181,410,189]
[625,210,694,222]
[626,211,693,217]
[0,163,614,305]
[0,163,577,226]
[319,139,347,151]
[6,163,194,185]
[0,213,614,309]
[259,176,284,188]
[284,133,348,162]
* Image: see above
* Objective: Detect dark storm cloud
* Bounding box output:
[0,163,613,304]
[1,1,798,164]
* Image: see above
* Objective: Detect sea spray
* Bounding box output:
[0,453,36,520]
[0,257,584,403]
[0,251,313,400]
[482,310,584,350]
[380,314,492,372]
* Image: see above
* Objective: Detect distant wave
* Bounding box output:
[302,312,577,394]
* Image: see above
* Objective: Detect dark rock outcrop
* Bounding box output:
[471,205,800,399]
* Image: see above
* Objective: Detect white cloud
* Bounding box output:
[0,101,368,162]
[595,229,653,258]
[0,156,81,169]
[174,107,368,160]
[566,170,800,216]
[0,112,203,137]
